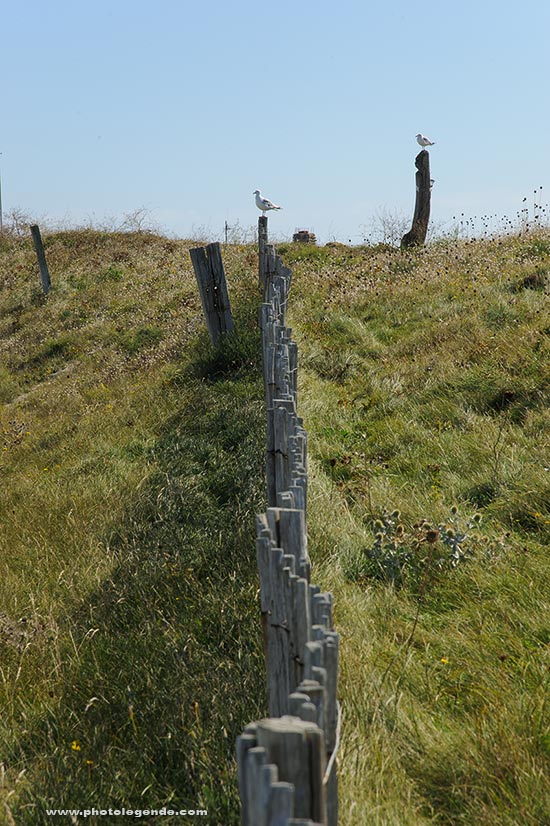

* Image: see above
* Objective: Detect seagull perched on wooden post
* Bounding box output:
[253,189,282,213]
[416,133,435,148]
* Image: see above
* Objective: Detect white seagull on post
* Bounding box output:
[253,189,282,213]
[416,133,435,148]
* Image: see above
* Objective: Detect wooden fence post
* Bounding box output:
[259,215,268,290]
[30,224,51,294]
[237,717,327,825]
[401,149,431,248]
[189,241,235,346]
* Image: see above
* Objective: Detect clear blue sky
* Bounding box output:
[2,0,549,243]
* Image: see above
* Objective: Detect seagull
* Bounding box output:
[253,189,282,213]
[416,133,435,148]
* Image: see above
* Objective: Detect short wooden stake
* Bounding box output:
[30,224,51,294]
[256,717,327,824]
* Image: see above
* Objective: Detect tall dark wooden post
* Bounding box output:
[401,150,432,248]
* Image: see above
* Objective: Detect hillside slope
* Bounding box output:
[280,234,550,825]
[0,230,265,824]
[0,228,549,825]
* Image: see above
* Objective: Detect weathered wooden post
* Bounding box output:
[189,241,235,346]
[237,718,327,825]
[258,215,268,290]
[401,149,431,248]
[30,224,51,294]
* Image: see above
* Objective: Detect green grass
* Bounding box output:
[0,230,266,825]
[2,378,266,822]
[282,231,550,825]
[1,227,549,825]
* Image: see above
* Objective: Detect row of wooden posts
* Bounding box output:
[191,218,340,824]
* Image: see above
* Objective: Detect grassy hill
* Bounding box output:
[0,227,549,825]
